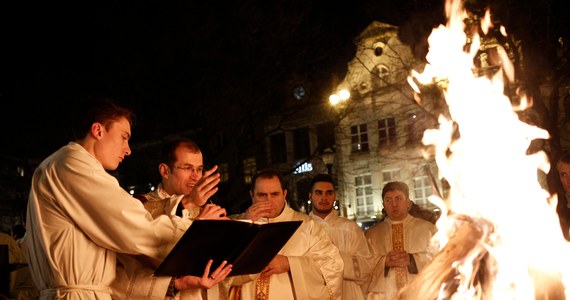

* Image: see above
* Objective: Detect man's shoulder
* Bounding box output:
[364,219,389,234]
[134,190,162,203]
[409,203,439,224]
[409,216,437,233]
[290,209,313,223]
[332,214,360,227]
[133,194,149,203]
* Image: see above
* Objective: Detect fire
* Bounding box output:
[406,0,570,298]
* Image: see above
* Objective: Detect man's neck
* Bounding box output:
[313,209,332,219]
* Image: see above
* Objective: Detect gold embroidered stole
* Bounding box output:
[254,275,270,300]
[228,285,242,300]
[391,223,408,289]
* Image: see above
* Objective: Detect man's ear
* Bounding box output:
[91,123,103,138]
[158,163,170,177]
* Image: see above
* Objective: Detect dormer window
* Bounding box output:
[372,41,387,57]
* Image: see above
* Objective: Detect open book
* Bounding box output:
[154,219,302,277]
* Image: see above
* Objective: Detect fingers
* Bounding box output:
[246,202,272,219]
[208,261,233,284]
[197,204,228,220]
[195,172,221,202]
[196,167,220,188]
[185,172,220,208]
[201,259,214,278]
[203,165,218,178]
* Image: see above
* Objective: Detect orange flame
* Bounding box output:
[410,0,570,298]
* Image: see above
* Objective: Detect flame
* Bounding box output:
[410,0,570,298]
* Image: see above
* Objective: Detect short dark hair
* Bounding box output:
[251,169,286,192]
[160,138,201,166]
[382,181,410,199]
[71,97,135,140]
[310,174,335,191]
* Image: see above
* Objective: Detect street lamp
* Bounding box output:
[321,148,334,174]
[329,89,350,106]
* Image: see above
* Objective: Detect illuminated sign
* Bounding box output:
[293,162,313,174]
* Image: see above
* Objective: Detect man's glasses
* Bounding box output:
[171,165,203,175]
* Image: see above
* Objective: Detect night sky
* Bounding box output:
[2,0,566,160]
[1,1,372,159]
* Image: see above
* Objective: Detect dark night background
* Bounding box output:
[1,0,568,161]
[1,0,439,159]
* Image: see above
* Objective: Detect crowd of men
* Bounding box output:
[8,97,570,299]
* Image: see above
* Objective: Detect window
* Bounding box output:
[372,64,390,89]
[350,124,369,153]
[243,158,256,185]
[270,133,287,164]
[381,169,401,185]
[358,81,370,95]
[378,117,396,147]
[413,175,433,207]
[316,122,335,153]
[218,163,229,183]
[355,174,374,217]
[292,85,306,100]
[372,41,386,57]
[293,127,310,160]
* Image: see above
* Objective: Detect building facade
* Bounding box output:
[263,21,443,225]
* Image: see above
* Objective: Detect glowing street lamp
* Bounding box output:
[338,89,350,101]
[329,94,341,105]
[329,89,350,106]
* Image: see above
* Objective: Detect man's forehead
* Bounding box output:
[113,118,132,134]
[313,182,334,190]
[176,150,203,162]
[254,177,281,191]
[384,190,405,197]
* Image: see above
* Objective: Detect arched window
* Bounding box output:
[371,64,390,89]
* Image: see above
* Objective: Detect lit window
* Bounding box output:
[350,124,369,153]
[355,174,374,217]
[413,175,433,208]
[243,158,256,185]
[219,163,229,183]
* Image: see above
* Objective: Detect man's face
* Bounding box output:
[163,147,203,196]
[310,181,335,217]
[559,162,570,194]
[383,189,410,221]
[95,117,132,171]
[250,176,287,218]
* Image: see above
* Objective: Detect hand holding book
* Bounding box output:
[154,220,302,277]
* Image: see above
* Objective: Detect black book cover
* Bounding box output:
[154,219,302,277]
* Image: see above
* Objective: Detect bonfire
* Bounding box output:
[398,0,570,299]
